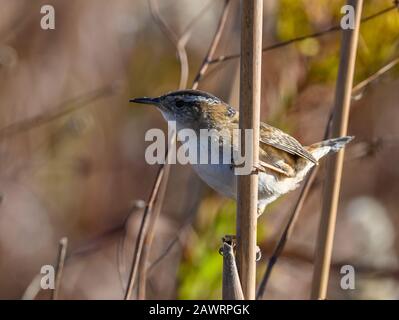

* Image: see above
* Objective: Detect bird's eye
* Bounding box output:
[175,100,185,108]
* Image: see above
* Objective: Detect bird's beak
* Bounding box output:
[129,97,160,105]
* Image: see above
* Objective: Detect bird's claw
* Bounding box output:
[251,164,263,174]
[256,246,262,261]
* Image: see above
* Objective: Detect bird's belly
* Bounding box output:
[191,163,237,199]
[186,132,237,198]
[191,164,282,200]
[191,162,308,209]
[184,134,308,204]
[188,138,278,200]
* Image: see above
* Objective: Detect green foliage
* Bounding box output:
[277,0,399,84]
[355,0,399,82]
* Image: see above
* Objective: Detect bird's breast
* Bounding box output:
[189,134,237,199]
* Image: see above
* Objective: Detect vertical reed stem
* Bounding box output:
[311,0,363,300]
[236,0,262,300]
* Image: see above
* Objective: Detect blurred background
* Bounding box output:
[0,0,399,299]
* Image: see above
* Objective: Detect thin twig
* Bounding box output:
[52,237,68,300]
[136,155,171,299]
[208,4,397,65]
[149,0,189,90]
[117,200,146,293]
[180,1,214,40]
[0,84,118,140]
[352,56,399,97]
[147,231,181,273]
[192,0,232,89]
[147,210,197,274]
[0,2,37,43]
[124,156,169,299]
[21,274,43,300]
[258,241,399,279]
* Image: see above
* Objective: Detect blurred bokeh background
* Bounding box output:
[0,0,399,299]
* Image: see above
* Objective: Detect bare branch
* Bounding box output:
[352,56,399,98]
[180,1,214,42]
[52,237,68,300]
[147,213,195,274]
[192,0,232,89]
[136,159,171,299]
[149,0,189,90]
[208,4,397,65]
[0,84,118,140]
[124,151,171,299]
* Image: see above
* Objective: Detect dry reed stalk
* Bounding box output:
[236,0,263,300]
[0,85,117,140]
[311,0,363,300]
[52,237,68,300]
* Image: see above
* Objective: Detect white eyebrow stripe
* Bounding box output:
[167,94,221,105]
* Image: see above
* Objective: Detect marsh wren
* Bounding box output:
[130,89,353,215]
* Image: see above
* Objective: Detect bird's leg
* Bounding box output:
[256,246,262,261]
[251,163,264,174]
[224,229,261,261]
[254,206,265,261]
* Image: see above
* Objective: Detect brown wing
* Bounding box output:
[258,143,297,177]
[226,114,315,176]
[260,122,318,164]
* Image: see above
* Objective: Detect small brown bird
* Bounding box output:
[131,89,353,215]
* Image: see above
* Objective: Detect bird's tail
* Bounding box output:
[306,136,354,162]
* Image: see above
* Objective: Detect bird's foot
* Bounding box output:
[251,163,264,174]
[256,246,262,261]
[220,235,261,261]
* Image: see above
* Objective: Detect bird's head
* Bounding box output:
[130,89,237,129]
